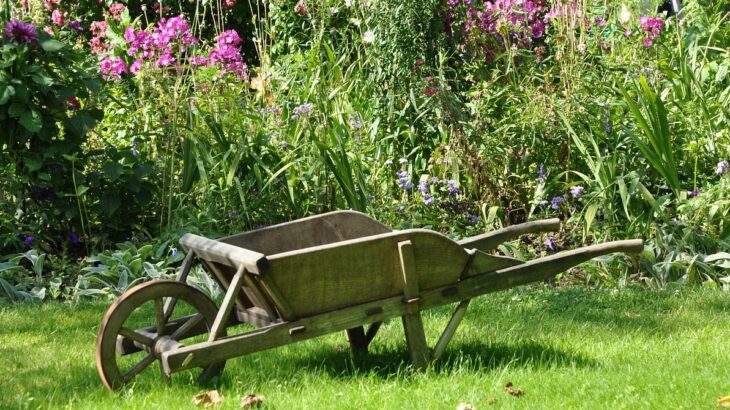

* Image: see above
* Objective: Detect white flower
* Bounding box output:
[363,30,375,44]
[345,0,354,6]
[619,4,632,25]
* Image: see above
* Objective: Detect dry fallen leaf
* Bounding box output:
[718,395,730,408]
[241,394,265,408]
[486,396,496,404]
[504,382,524,397]
[456,403,476,410]
[193,390,224,408]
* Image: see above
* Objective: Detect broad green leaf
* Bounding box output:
[101,195,121,217]
[0,84,14,105]
[102,162,124,181]
[19,109,42,132]
[40,38,65,52]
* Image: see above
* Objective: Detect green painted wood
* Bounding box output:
[219,210,392,255]
[162,239,643,374]
[265,229,470,317]
[461,250,524,278]
[431,300,470,361]
[458,218,561,251]
[398,241,430,370]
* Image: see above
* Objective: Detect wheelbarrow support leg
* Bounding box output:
[398,241,430,370]
[431,299,470,362]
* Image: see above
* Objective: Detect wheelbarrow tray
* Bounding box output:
[96,210,643,390]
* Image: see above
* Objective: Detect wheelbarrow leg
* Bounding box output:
[399,241,430,370]
[346,322,383,352]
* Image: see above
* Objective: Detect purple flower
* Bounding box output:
[537,164,545,180]
[4,20,38,44]
[68,21,84,33]
[688,189,701,198]
[99,56,128,80]
[398,158,408,164]
[544,237,555,251]
[384,159,393,166]
[539,200,549,206]
[229,210,239,220]
[570,185,584,197]
[422,193,434,206]
[69,232,81,244]
[550,196,564,209]
[22,235,34,245]
[716,160,729,175]
[292,103,313,116]
[417,177,430,194]
[132,140,139,157]
[446,179,460,196]
[660,184,669,190]
[468,214,480,225]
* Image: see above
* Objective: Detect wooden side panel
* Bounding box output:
[219,210,391,255]
[265,230,470,317]
[461,250,524,278]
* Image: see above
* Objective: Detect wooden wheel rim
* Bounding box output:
[96,280,225,390]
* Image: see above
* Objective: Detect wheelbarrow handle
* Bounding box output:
[458,218,561,252]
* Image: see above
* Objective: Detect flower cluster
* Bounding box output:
[99,56,128,80]
[418,176,435,205]
[396,170,414,190]
[3,20,38,44]
[446,0,548,59]
[123,15,198,73]
[94,15,248,81]
[715,160,728,175]
[89,21,111,54]
[638,16,663,47]
[209,30,248,79]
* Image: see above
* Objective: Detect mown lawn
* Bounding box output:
[2,285,729,409]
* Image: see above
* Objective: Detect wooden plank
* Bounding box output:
[457,218,561,251]
[180,233,268,274]
[163,251,196,320]
[431,300,470,361]
[162,239,643,373]
[220,210,392,256]
[265,229,470,317]
[240,271,278,319]
[209,266,247,342]
[236,307,280,327]
[461,250,523,278]
[256,274,296,321]
[398,240,430,370]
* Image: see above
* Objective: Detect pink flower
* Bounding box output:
[108,3,126,21]
[99,56,128,80]
[51,9,65,27]
[130,58,143,73]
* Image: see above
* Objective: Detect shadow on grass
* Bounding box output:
[281,338,596,380]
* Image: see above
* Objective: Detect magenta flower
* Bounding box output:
[3,20,38,44]
[99,56,128,80]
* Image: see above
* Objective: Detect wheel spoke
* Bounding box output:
[123,353,155,382]
[119,327,154,346]
[153,298,166,336]
[170,314,204,341]
[163,296,178,322]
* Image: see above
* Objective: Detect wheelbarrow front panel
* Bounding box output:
[220,210,392,255]
[265,229,471,317]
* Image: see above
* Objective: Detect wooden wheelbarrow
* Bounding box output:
[96,210,643,390]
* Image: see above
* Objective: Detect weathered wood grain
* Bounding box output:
[398,241,430,369]
[220,210,391,255]
[264,229,470,317]
[458,218,561,251]
[162,240,643,374]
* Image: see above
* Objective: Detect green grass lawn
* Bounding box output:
[2,285,729,409]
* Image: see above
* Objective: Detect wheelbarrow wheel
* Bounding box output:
[96,280,226,390]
